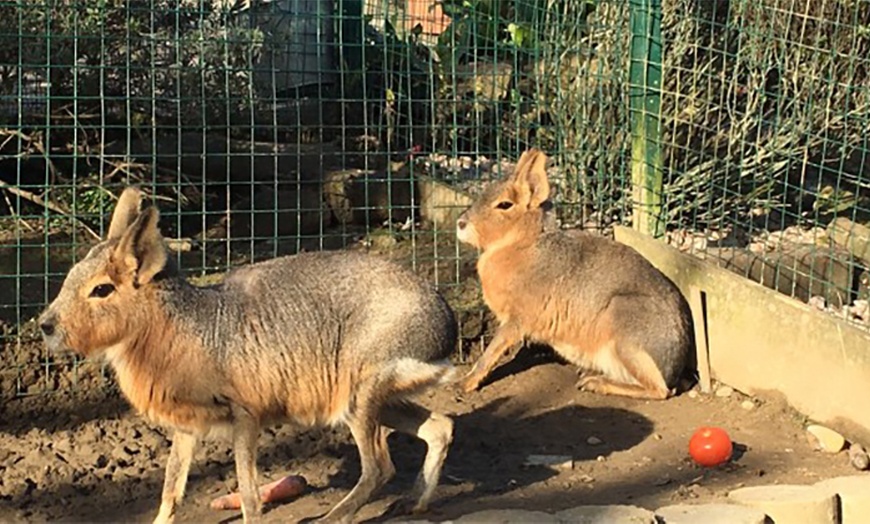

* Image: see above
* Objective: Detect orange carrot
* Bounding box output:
[210,474,307,510]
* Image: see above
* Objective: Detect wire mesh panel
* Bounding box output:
[0,0,630,398]
[560,0,870,328]
[648,0,870,325]
[6,0,869,400]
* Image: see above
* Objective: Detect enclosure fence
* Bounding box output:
[1,0,869,398]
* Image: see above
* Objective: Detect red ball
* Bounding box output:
[689,426,733,467]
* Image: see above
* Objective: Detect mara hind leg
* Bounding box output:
[379,401,453,515]
[318,414,395,524]
[576,341,671,400]
[575,298,675,401]
[321,358,454,521]
[316,369,402,524]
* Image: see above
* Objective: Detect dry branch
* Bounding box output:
[0,180,100,240]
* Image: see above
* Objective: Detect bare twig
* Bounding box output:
[0,181,101,240]
[0,129,35,151]
[102,159,149,181]
[0,190,36,232]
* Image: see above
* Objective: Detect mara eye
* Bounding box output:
[89,283,116,299]
[495,201,514,210]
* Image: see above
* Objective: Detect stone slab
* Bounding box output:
[656,503,767,524]
[815,475,870,524]
[728,484,837,524]
[554,504,656,523]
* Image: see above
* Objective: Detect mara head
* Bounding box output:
[456,148,550,250]
[38,187,172,357]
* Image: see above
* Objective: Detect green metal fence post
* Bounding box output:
[628,0,664,238]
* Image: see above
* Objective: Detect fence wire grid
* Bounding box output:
[0,0,868,398]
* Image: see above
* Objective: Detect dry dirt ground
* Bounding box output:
[0,354,860,523]
[0,227,863,523]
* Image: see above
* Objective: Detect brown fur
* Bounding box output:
[456,149,694,400]
[39,187,458,524]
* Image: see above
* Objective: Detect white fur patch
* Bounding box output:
[456,223,477,245]
[326,358,455,427]
[553,342,639,386]
[390,357,456,386]
[103,341,130,367]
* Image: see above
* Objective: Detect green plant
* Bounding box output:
[434,0,549,70]
[0,1,265,131]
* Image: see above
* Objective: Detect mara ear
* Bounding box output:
[508,149,537,183]
[111,205,167,287]
[107,187,145,241]
[510,148,550,208]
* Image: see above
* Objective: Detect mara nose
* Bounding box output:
[39,316,56,337]
[40,322,55,337]
[457,218,467,231]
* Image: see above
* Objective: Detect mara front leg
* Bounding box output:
[153,431,197,524]
[461,321,524,393]
[232,411,263,523]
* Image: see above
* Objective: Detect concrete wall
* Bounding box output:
[614,226,870,443]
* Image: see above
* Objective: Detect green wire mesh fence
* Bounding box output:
[650,0,870,322]
[0,0,627,397]
[1,0,868,399]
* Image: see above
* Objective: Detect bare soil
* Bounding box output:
[0,348,860,523]
[0,227,862,523]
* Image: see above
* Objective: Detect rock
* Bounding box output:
[728,484,838,524]
[741,400,755,410]
[808,296,827,310]
[706,244,855,307]
[586,436,603,446]
[806,424,846,453]
[656,503,767,524]
[847,443,869,471]
[715,385,734,398]
[454,509,559,523]
[417,176,473,227]
[52,436,73,455]
[18,448,51,471]
[110,445,131,466]
[323,169,472,229]
[687,390,699,399]
[827,217,870,263]
[367,231,399,251]
[94,454,109,469]
[164,238,192,252]
[858,270,870,301]
[851,300,870,321]
[323,169,413,226]
[555,504,657,523]
[814,475,870,524]
[523,454,574,470]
